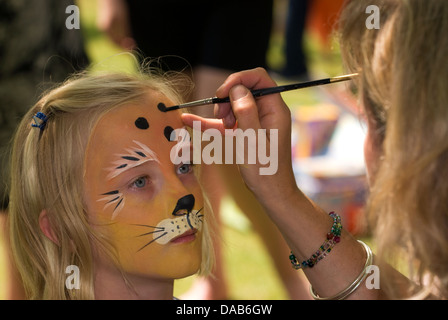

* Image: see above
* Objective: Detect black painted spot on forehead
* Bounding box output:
[164,126,175,142]
[157,103,167,112]
[135,117,149,130]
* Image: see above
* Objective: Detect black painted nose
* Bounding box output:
[172,194,195,216]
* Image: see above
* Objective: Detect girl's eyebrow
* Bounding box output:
[106,140,160,180]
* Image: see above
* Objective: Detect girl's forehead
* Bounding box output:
[102,96,181,127]
[86,96,184,165]
[95,98,182,139]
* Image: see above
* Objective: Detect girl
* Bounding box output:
[8,70,213,299]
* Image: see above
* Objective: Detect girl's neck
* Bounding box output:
[93,264,175,300]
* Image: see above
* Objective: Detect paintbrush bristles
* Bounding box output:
[329,73,358,83]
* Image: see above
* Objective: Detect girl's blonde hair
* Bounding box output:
[8,67,214,300]
[339,0,448,298]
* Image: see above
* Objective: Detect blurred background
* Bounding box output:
[0,0,369,299]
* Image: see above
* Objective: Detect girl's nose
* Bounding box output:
[171,194,195,216]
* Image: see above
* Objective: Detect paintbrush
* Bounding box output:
[158,73,358,112]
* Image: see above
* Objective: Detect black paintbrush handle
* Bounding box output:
[206,78,332,104]
[250,78,332,98]
[163,73,357,112]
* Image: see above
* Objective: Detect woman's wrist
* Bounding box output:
[247,166,298,207]
[256,180,311,219]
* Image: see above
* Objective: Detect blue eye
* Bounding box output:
[132,176,147,188]
[177,163,193,175]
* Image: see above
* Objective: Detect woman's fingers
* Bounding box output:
[181,113,228,134]
[214,68,288,130]
[183,84,264,133]
[216,67,277,97]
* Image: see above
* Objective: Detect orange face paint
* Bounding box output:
[84,91,204,279]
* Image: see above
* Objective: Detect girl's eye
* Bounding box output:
[131,176,147,189]
[177,163,193,175]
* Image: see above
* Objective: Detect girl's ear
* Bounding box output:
[39,210,59,245]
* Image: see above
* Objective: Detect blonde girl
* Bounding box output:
[8,70,213,299]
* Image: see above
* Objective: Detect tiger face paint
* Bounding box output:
[84,91,204,280]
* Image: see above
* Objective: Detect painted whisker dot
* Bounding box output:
[157,103,167,112]
[164,126,175,142]
[135,117,149,130]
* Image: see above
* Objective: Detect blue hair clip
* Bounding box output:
[31,112,48,131]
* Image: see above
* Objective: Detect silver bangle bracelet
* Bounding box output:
[309,240,373,300]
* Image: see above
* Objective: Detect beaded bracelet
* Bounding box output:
[289,212,342,270]
[309,240,373,300]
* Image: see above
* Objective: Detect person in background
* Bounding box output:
[280,0,310,80]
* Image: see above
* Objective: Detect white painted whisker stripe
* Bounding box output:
[106,140,160,180]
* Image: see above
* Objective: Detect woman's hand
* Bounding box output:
[183,68,383,300]
[182,68,298,204]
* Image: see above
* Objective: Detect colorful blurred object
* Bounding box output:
[292,103,340,158]
[292,106,368,235]
[307,0,345,48]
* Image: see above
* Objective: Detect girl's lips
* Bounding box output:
[170,229,197,244]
